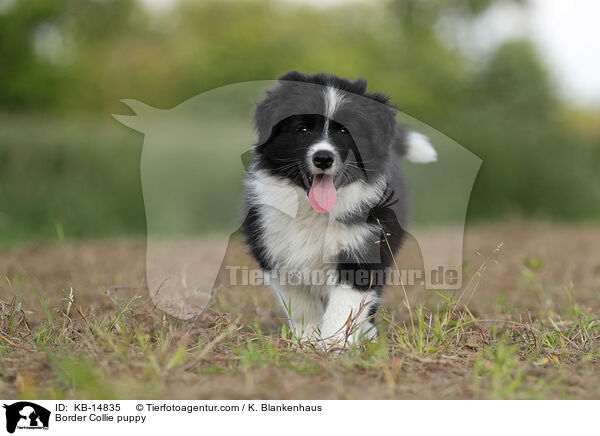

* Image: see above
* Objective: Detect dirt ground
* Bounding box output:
[1,221,599,399]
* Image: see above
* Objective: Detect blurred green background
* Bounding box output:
[1,0,599,244]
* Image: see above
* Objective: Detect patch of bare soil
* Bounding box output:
[0,221,599,399]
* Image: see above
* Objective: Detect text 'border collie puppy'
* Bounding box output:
[243,71,437,350]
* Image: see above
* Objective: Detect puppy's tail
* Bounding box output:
[394,124,437,163]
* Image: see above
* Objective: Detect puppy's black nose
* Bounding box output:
[312,150,334,169]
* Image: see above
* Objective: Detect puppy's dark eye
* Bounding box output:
[296,125,309,134]
[339,127,349,134]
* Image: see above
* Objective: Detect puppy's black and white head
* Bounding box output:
[255,112,362,213]
[251,71,435,214]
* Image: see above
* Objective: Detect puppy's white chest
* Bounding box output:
[258,194,374,271]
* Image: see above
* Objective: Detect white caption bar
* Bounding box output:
[0,400,597,435]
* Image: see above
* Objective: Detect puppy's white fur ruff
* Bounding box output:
[247,170,381,269]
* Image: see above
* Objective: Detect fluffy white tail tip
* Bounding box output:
[406,131,437,163]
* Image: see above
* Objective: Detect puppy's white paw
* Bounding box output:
[318,322,377,352]
[289,324,321,346]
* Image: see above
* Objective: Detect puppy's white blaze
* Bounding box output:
[325,87,345,118]
[324,86,345,133]
[405,131,437,163]
[309,140,336,154]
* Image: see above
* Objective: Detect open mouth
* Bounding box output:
[301,172,338,214]
[301,172,314,188]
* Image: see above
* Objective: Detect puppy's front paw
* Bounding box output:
[289,324,321,345]
[318,321,377,352]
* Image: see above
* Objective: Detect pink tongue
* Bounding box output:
[309,174,337,213]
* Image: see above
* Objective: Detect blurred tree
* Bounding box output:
[0,0,599,243]
[474,41,554,120]
[0,0,68,108]
[451,40,600,220]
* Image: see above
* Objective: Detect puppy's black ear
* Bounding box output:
[365,91,391,105]
[278,70,308,83]
[350,77,391,105]
[352,77,368,94]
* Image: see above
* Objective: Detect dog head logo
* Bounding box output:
[114,79,481,319]
[3,402,50,434]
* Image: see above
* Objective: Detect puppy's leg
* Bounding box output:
[270,283,324,341]
[320,284,380,347]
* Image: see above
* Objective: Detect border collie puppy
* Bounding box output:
[243,71,436,348]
